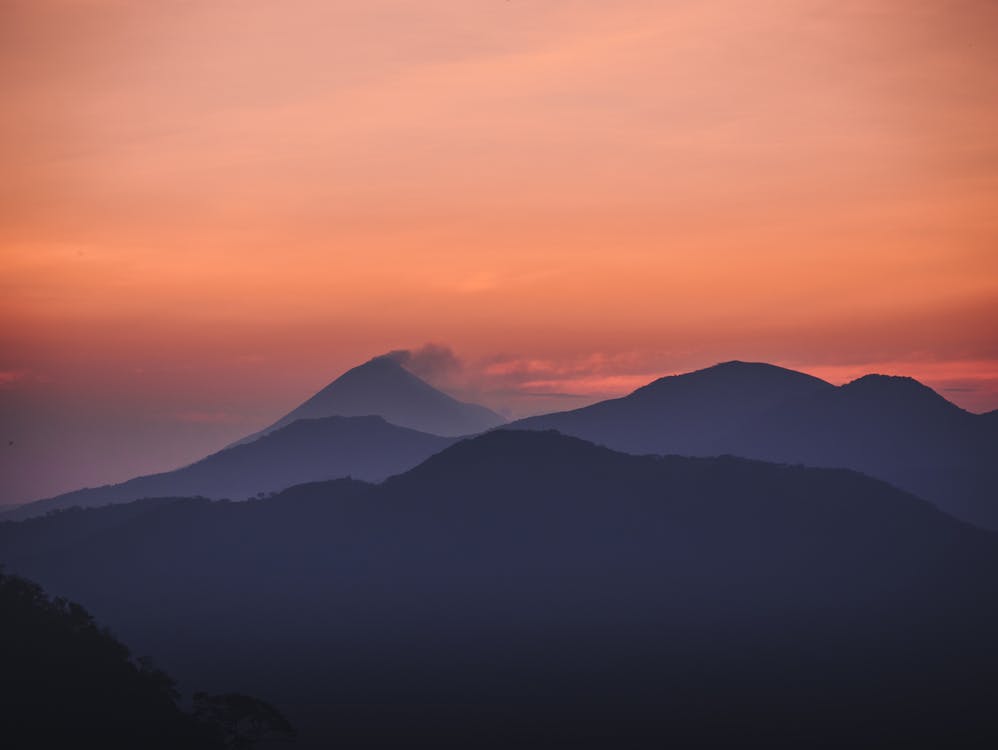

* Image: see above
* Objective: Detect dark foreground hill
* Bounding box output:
[0,571,221,749]
[2,430,997,747]
[509,361,998,528]
[4,416,454,521]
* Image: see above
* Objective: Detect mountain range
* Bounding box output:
[3,355,485,520]
[6,356,996,532]
[3,429,996,747]
[2,416,454,521]
[509,361,998,529]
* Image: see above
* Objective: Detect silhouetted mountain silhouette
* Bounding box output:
[4,416,454,521]
[508,362,998,529]
[3,430,996,747]
[236,354,504,443]
[510,361,832,454]
[727,373,998,528]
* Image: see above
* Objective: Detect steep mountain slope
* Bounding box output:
[237,355,504,443]
[4,416,453,520]
[508,361,832,454]
[3,430,996,747]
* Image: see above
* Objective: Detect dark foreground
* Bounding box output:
[3,431,996,747]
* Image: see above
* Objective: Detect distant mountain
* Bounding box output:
[725,373,998,528]
[5,354,496,520]
[4,416,453,521]
[236,355,504,443]
[3,430,996,746]
[507,362,998,529]
[509,361,832,455]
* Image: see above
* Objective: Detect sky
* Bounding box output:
[2,0,997,505]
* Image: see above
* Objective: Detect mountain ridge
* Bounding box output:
[2,429,996,747]
[507,360,834,455]
[506,361,998,528]
[3,353,503,520]
[3,415,452,521]
[235,355,504,444]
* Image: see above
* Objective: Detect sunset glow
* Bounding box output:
[2,0,997,503]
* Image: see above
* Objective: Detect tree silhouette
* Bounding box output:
[0,568,222,747]
[0,568,295,748]
[194,692,297,748]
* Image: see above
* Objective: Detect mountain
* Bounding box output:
[236,354,504,443]
[726,373,998,528]
[508,361,833,454]
[5,354,497,520]
[3,430,996,747]
[4,416,454,521]
[507,362,998,529]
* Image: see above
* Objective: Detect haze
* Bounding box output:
[2,0,997,505]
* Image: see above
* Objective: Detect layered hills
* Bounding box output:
[3,416,453,520]
[509,361,998,528]
[235,354,504,443]
[8,358,996,533]
[3,430,996,746]
[5,355,496,520]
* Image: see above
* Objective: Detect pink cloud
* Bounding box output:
[0,369,31,387]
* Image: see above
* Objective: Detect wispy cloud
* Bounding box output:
[388,344,669,417]
[394,344,998,416]
[0,369,31,387]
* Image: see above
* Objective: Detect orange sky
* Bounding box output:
[2,0,997,503]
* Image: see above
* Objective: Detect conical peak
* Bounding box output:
[241,352,505,440]
[339,354,413,378]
